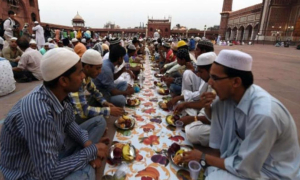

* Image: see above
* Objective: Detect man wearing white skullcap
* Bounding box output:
[170,52,217,147]
[32,21,45,50]
[12,37,43,82]
[183,50,300,180]
[0,48,109,179]
[29,39,37,50]
[39,42,49,55]
[2,37,23,67]
[70,49,124,124]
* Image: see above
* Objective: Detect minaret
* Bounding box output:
[219,0,233,38]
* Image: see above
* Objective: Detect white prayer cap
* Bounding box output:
[34,21,39,24]
[197,52,216,66]
[92,39,96,43]
[41,48,80,81]
[81,49,103,65]
[191,36,194,39]
[49,43,55,49]
[71,38,78,43]
[127,44,136,50]
[139,38,144,42]
[195,37,201,41]
[44,42,50,47]
[154,41,158,45]
[216,50,253,71]
[0,37,4,45]
[32,34,35,37]
[47,38,53,42]
[98,38,102,41]
[29,39,36,44]
[11,37,18,41]
[81,38,86,43]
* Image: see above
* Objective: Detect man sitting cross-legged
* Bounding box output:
[0,48,109,180]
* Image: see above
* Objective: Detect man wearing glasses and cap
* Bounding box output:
[183,50,300,179]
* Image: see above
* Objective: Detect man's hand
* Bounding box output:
[110,107,125,116]
[125,86,135,96]
[200,92,216,109]
[103,101,115,107]
[174,102,186,114]
[99,137,110,145]
[167,99,177,110]
[90,158,102,169]
[95,142,108,159]
[127,70,136,79]
[160,67,167,74]
[183,149,202,163]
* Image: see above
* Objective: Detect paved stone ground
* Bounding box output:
[0,44,299,179]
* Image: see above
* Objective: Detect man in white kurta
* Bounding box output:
[32,21,45,50]
[183,50,300,180]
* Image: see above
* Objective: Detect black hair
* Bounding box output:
[197,43,214,53]
[197,64,212,72]
[109,43,119,51]
[176,49,190,62]
[109,45,126,62]
[17,37,29,50]
[214,62,253,89]
[43,63,78,88]
[8,11,14,15]
[132,39,139,45]
[81,62,93,67]
[177,45,188,50]
[62,38,69,46]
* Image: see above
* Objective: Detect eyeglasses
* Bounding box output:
[210,75,231,81]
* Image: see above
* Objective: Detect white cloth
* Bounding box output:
[103,52,109,61]
[114,72,134,86]
[32,25,45,49]
[73,30,77,38]
[182,70,202,93]
[63,46,74,52]
[4,18,15,38]
[18,48,43,80]
[185,120,210,146]
[209,85,300,179]
[0,58,15,96]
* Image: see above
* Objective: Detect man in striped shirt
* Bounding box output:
[0,48,108,179]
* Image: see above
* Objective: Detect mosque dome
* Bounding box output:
[73,12,84,22]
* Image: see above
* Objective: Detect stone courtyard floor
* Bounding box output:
[0,44,299,179]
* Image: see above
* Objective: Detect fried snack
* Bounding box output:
[173,153,184,165]
[160,102,167,109]
[118,116,126,124]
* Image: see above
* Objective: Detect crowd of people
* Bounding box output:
[0,9,299,180]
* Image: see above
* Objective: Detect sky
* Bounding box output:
[39,0,262,30]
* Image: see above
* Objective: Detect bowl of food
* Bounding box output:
[166,115,180,126]
[114,115,135,130]
[126,98,141,107]
[109,143,136,164]
[154,73,164,78]
[157,88,169,95]
[167,143,193,169]
[158,101,168,110]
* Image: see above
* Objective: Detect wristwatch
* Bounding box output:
[200,153,207,168]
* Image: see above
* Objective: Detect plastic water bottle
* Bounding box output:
[125,62,130,70]
[139,70,143,89]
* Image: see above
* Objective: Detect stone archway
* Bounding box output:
[226,28,231,40]
[231,27,237,40]
[245,25,253,41]
[252,24,259,40]
[294,16,300,41]
[237,26,245,41]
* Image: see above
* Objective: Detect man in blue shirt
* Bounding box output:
[0,48,109,180]
[189,36,196,51]
[183,50,300,179]
[93,45,135,107]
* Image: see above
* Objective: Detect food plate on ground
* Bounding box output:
[158,101,168,110]
[166,115,181,126]
[167,143,193,169]
[152,67,160,71]
[114,115,135,130]
[157,88,169,95]
[154,81,166,87]
[126,98,141,107]
[109,143,136,164]
[154,73,164,78]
